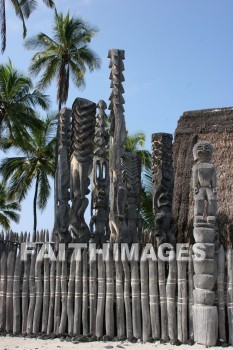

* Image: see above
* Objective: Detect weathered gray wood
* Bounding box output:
[73,255,82,335]
[70,99,96,242]
[177,259,188,343]
[227,245,233,345]
[0,251,7,331]
[122,257,133,339]
[105,250,114,339]
[82,249,89,335]
[21,250,30,334]
[33,258,43,335]
[47,259,56,335]
[89,255,97,335]
[166,254,177,342]
[148,257,160,340]
[140,257,151,342]
[158,258,168,341]
[6,249,15,332]
[115,252,125,339]
[217,245,226,342]
[26,251,36,334]
[67,256,75,335]
[131,259,141,339]
[188,246,194,341]
[59,258,67,334]
[13,250,21,334]
[54,258,61,334]
[108,49,128,244]
[193,305,218,346]
[41,255,50,333]
[96,251,105,338]
[152,133,175,245]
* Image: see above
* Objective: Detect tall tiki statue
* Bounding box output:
[122,152,142,243]
[108,49,129,243]
[192,141,218,346]
[70,98,96,242]
[90,100,110,246]
[55,108,71,243]
[152,133,175,246]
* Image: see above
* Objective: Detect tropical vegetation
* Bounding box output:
[0,60,50,140]
[0,182,20,230]
[0,114,56,233]
[0,0,54,53]
[25,9,101,110]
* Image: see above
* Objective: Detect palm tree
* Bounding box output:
[25,9,101,110]
[125,132,154,230]
[0,60,50,141]
[1,0,55,53]
[0,114,56,233]
[0,182,20,231]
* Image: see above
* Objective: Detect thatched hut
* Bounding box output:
[173,107,233,244]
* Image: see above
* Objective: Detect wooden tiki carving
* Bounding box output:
[70,98,96,242]
[90,100,110,246]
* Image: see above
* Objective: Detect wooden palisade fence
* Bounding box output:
[0,231,232,345]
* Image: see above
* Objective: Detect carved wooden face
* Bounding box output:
[193,141,213,162]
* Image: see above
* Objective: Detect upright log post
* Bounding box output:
[122,257,133,339]
[96,251,106,338]
[47,258,56,335]
[33,256,43,335]
[67,256,75,336]
[26,245,36,335]
[54,257,61,335]
[148,257,160,340]
[82,249,89,335]
[158,258,168,341]
[13,244,22,334]
[166,253,177,343]
[192,141,218,346]
[0,252,7,332]
[59,256,67,335]
[6,248,15,332]
[115,251,125,339]
[177,258,188,343]
[218,245,226,343]
[227,246,233,345]
[89,255,97,335]
[188,245,194,341]
[131,259,141,339]
[73,253,82,335]
[105,249,114,339]
[140,256,151,342]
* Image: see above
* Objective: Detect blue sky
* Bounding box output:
[2,0,233,233]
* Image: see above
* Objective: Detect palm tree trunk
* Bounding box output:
[33,174,39,234]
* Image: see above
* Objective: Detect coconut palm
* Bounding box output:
[1,0,55,53]
[25,9,101,110]
[0,114,56,233]
[125,132,154,230]
[0,60,50,141]
[0,182,20,231]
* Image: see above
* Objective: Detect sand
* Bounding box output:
[0,337,229,350]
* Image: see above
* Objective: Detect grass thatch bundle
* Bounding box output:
[173,107,233,244]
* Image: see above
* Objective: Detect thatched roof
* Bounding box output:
[173,107,233,244]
